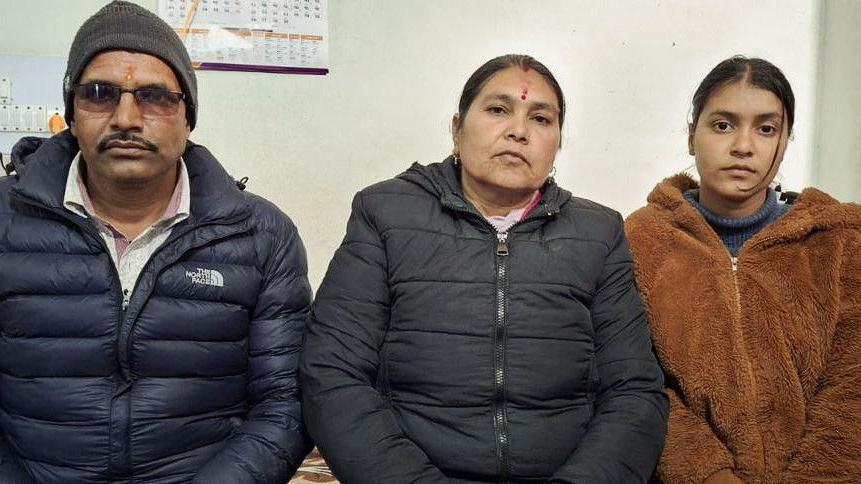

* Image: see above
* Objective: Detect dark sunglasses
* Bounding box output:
[73,83,185,117]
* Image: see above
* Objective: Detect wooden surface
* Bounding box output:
[290,448,338,483]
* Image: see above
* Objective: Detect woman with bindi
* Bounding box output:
[626,56,861,483]
[302,54,668,483]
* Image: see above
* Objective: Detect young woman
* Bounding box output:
[302,54,668,483]
[626,56,861,483]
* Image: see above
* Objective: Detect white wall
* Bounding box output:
[812,0,861,202]
[0,0,824,288]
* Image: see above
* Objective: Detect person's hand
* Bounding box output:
[703,468,744,484]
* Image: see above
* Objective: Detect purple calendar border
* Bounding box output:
[194,62,328,75]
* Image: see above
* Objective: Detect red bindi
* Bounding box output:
[520,88,528,101]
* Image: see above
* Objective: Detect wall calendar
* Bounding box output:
[158,0,329,75]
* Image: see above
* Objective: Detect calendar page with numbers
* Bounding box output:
[158,0,329,75]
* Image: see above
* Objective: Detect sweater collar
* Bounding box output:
[683,187,782,232]
[683,188,789,256]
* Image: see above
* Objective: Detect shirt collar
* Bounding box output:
[63,151,191,227]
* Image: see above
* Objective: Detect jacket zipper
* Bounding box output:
[98,218,250,482]
[443,199,559,478]
[728,252,767,476]
[493,231,511,477]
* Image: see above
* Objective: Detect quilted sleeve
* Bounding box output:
[300,191,451,484]
[193,209,313,483]
[549,214,669,484]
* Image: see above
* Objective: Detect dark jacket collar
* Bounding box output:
[9,130,250,225]
[398,155,571,217]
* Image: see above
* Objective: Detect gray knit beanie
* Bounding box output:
[63,0,198,129]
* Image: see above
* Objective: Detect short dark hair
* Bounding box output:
[455,54,566,130]
[691,56,795,133]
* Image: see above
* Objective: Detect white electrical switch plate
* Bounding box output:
[0,78,11,105]
[0,105,10,131]
[10,105,21,131]
[22,105,35,132]
[34,106,47,132]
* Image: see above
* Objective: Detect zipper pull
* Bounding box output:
[731,256,738,272]
[122,289,130,311]
[496,232,509,256]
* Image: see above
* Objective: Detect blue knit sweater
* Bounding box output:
[684,188,790,256]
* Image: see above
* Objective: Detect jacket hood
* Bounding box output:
[8,130,250,225]
[397,155,572,215]
[8,131,80,208]
[644,173,861,249]
[10,135,54,174]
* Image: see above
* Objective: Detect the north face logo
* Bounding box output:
[186,268,224,287]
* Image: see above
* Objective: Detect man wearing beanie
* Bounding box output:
[0,2,312,483]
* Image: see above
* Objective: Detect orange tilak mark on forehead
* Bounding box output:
[125,65,136,83]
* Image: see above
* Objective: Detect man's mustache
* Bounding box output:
[96,132,158,153]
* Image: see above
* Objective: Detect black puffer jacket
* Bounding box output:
[0,131,312,483]
[301,158,668,483]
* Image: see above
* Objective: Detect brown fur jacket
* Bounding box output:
[625,174,861,483]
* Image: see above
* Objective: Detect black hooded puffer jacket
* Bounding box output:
[301,157,668,483]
